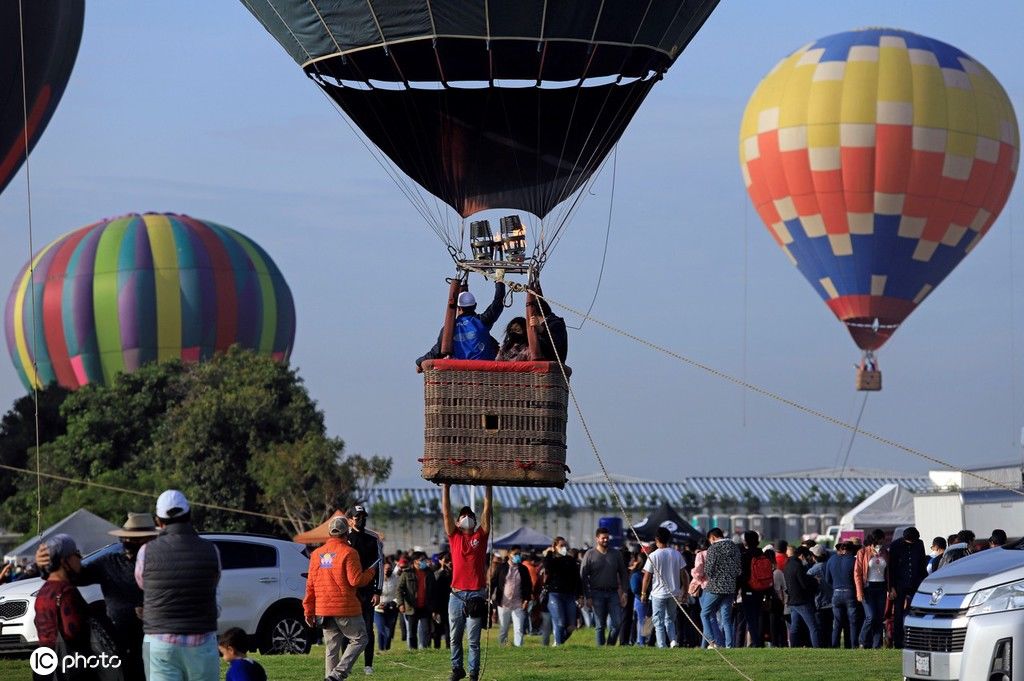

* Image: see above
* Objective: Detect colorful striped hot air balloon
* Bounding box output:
[739,28,1019,388]
[4,213,296,391]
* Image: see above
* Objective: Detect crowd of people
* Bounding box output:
[12,479,1011,681]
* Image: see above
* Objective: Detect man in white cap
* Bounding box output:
[135,490,221,681]
[416,276,505,371]
[304,515,378,681]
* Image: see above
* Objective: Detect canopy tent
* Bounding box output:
[292,510,345,545]
[631,502,703,544]
[492,526,552,549]
[3,508,117,563]
[839,484,916,531]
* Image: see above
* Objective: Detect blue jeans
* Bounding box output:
[590,591,622,646]
[449,590,485,673]
[700,591,733,647]
[374,609,398,650]
[860,583,886,649]
[548,592,577,645]
[831,588,859,648]
[633,598,648,645]
[787,603,821,647]
[405,608,431,650]
[143,634,218,681]
[651,596,677,648]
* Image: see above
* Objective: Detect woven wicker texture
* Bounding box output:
[421,361,570,488]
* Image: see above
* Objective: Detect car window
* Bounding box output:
[213,540,278,570]
[83,543,120,566]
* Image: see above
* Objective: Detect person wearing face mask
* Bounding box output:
[543,536,582,646]
[496,317,531,361]
[853,529,889,649]
[783,546,821,647]
[398,551,437,650]
[926,536,946,575]
[441,483,492,681]
[33,534,89,680]
[373,560,400,651]
[431,554,453,649]
[490,546,532,647]
[341,505,384,675]
[35,512,158,680]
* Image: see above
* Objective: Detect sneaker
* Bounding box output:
[670,640,679,648]
[365,666,374,675]
[449,668,467,681]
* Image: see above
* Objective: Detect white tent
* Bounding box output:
[3,509,118,563]
[839,483,916,531]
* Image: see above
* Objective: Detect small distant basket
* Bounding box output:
[856,367,882,391]
[420,359,570,488]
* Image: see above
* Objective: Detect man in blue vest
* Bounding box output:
[135,489,221,681]
[416,276,506,371]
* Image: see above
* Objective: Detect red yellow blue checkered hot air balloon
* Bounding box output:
[4,213,296,391]
[740,28,1019,384]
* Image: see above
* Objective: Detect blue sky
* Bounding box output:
[2,2,1022,487]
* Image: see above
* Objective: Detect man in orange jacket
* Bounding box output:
[305,516,378,681]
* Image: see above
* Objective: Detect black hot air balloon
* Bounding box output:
[0,1,84,196]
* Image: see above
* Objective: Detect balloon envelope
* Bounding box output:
[740,28,1019,351]
[5,213,296,391]
[0,0,83,196]
[242,0,718,219]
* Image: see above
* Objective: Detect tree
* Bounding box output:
[0,385,70,506]
[741,489,761,514]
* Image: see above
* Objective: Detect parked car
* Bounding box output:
[903,540,1024,681]
[0,533,312,655]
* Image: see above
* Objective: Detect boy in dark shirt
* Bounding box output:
[218,628,267,681]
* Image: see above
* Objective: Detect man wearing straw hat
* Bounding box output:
[36,511,160,678]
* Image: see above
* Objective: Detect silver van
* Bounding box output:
[903,542,1024,680]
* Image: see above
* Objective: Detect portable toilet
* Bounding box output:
[713,515,732,535]
[693,514,710,533]
[748,514,766,537]
[765,514,783,541]
[820,513,839,529]
[784,514,802,540]
[731,514,749,535]
[802,513,821,536]
[598,516,623,549]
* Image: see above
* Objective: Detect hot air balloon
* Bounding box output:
[242,0,718,487]
[740,28,1019,390]
[5,213,296,391]
[0,1,84,196]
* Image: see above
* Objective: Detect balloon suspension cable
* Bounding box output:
[568,145,616,331]
[459,264,1024,497]
[17,0,43,539]
[839,392,870,479]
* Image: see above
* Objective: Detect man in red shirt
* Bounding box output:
[442,483,491,681]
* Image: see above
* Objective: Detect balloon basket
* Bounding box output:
[856,368,882,391]
[420,359,570,488]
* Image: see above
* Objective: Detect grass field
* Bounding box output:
[0,630,906,681]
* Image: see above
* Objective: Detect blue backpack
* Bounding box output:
[453,316,495,360]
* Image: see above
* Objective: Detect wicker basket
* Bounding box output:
[856,368,882,391]
[421,359,570,488]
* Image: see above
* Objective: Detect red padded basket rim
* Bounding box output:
[423,359,570,375]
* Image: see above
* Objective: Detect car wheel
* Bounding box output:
[258,605,312,655]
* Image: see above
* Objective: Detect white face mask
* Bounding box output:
[458,516,476,531]
[557,546,568,557]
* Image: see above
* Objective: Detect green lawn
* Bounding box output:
[0,632,905,680]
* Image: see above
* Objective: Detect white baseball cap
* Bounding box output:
[156,489,191,519]
[457,292,477,308]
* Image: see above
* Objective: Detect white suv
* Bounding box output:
[0,533,312,655]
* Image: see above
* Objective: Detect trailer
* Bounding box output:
[913,488,1024,546]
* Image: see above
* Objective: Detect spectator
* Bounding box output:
[33,534,88,679]
[688,539,720,648]
[135,490,221,681]
[926,537,946,575]
[490,547,532,647]
[783,546,820,648]
[218,627,267,681]
[580,527,628,646]
[374,560,400,651]
[824,542,859,649]
[303,516,377,681]
[496,317,531,361]
[342,505,383,675]
[629,553,649,646]
[854,529,888,649]
[431,553,453,649]
[887,527,928,649]
[739,531,772,648]
[764,548,788,648]
[543,537,581,646]
[990,529,1008,548]
[641,527,684,649]
[806,545,832,647]
[442,484,492,681]
[937,530,975,570]
[774,541,789,570]
[399,551,436,650]
[417,282,506,370]
[702,528,741,649]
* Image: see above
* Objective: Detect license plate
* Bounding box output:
[915,651,931,677]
